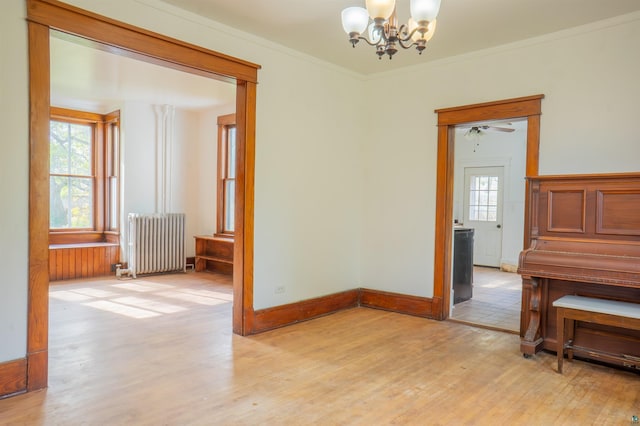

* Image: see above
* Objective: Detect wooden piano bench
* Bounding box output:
[553,295,640,374]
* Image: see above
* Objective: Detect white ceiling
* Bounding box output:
[51,1,640,112]
[50,31,236,113]
[162,0,640,74]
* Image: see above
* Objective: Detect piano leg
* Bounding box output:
[521,276,545,357]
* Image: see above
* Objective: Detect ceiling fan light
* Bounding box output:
[365,0,396,20]
[410,0,441,22]
[341,7,370,35]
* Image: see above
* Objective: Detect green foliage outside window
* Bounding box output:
[49,120,93,229]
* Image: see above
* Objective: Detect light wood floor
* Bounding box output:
[451,267,522,333]
[1,272,638,425]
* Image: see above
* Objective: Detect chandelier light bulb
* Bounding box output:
[410,0,441,22]
[409,19,436,42]
[365,0,396,20]
[341,7,370,35]
[368,22,383,44]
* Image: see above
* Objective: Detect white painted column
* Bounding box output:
[154,104,175,214]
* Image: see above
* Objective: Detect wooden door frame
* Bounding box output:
[432,95,543,321]
[26,0,260,390]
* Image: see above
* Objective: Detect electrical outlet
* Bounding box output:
[275,286,285,294]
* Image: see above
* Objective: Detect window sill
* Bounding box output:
[213,233,235,241]
[49,231,119,245]
[50,242,119,250]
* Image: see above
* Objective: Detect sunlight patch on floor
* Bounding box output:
[157,291,230,306]
[71,288,117,298]
[84,300,161,319]
[179,288,233,301]
[111,282,174,292]
[50,291,93,302]
[113,296,187,314]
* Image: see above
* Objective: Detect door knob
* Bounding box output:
[497,224,502,229]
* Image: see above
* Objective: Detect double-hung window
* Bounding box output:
[216,113,236,237]
[49,107,120,244]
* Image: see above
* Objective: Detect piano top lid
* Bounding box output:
[526,172,640,182]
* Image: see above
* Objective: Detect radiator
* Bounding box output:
[128,213,186,278]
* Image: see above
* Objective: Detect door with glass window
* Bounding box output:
[463,166,504,267]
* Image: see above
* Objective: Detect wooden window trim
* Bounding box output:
[216,113,236,238]
[49,106,120,245]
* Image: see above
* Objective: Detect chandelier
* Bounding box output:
[341,0,441,59]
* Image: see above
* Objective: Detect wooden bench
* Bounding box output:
[553,295,640,373]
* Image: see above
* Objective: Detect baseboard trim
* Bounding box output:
[360,288,437,318]
[252,287,438,333]
[27,350,48,391]
[252,289,360,333]
[0,358,27,399]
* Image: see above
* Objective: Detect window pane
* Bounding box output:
[224,179,235,232]
[470,176,479,191]
[50,176,93,228]
[468,173,500,222]
[227,126,236,179]
[109,177,118,230]
[50,176,68,228]
[469,190,479,206]
[478,207,488,221]
[70,124,92,175]
[479,176,489,190]
[488,206,497,222]
[488,190,498,205]
[490,176,499,190]
[50,121,92,176]
[479,190,488,205]
[50,121,70,174]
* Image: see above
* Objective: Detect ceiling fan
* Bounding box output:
[460,123,515,136]
[459,122,516,152]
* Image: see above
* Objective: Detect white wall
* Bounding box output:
[361,13,640,298]
[0,0,28,362]
[56,0,368,310]
[120,102,236,259]
[452,128,527,268]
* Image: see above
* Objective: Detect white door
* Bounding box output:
[463,166,504,267]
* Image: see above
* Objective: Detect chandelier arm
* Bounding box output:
[357,35,383,47]
[397,38,417,50]
[397,24,420,42]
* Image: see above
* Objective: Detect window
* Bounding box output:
[468,174,499,222]
[49,107,120,244]
[216,113,236,237]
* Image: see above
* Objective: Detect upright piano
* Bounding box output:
[518,173,640,368]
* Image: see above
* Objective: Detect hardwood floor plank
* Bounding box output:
[0,272,638,424]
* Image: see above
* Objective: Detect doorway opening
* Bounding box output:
[448,119,527,332]
[27,0,259,391]
[431,95,544,333]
